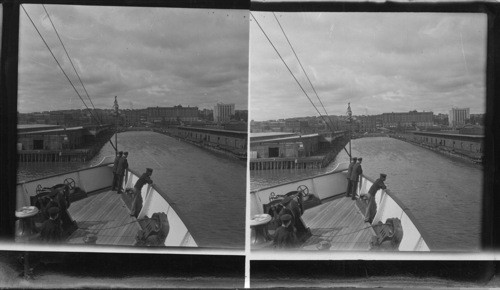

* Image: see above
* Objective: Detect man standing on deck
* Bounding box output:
[350,157,363,200]
[273,214,298,249]
[40,207,63,243]
[345,157,357,198]
[130,168,154,218]
[112,151,123,191]
[365,173,387,223]
[116,152,129,194]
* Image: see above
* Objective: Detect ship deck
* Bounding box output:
[300,196,375,251]
[66,190,140,246]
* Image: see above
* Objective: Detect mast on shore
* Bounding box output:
[347,102,352,162]
[113,96,119,154]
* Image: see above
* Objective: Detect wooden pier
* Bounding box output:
[250,157,323,170]
[17,150,91,163]
[17,129,115,163]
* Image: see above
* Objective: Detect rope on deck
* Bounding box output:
[310,225,374,239]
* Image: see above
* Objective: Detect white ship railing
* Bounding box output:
[123,168,197,247]
[16,163,197,247]
[250,163,431,251]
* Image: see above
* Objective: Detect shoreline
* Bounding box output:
[388,135,483,165]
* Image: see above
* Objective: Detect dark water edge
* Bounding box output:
[17,131,246,249]
[251,137,483,251]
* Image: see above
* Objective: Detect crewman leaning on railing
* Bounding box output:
[364,173,387,223]
[129,168,154,218]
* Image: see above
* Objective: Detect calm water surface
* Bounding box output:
[251,137,483,251]
[18,131,246,249]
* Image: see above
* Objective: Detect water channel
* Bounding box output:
[18,131,247,249]
[251,137,483,251]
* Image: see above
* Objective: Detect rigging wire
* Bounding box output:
[42,4,103,125]
[272,12,337,131]
[41,4,117,152]
[21,5,101,126]
[250,12,336,133]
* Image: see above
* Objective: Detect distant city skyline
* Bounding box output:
[18,103,248,114]
[18,5,248,113]
[250,12,486,121]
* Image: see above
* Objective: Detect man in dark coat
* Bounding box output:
[116,152,129,193]
[273,214,298,249]
[278,195,310,242]
[345,157,357,197]
[365,173,387,223]
[130,168,153,218]
[112,151,123,191]
[350,157,363,200]
[40,207,63,243]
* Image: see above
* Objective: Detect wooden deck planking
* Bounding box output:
[302,197,375,251]
[67,190,139,246]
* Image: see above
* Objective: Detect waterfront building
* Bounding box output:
[213,103,235,123]
[358,115,381,133]
[250,132,319,158]
[18,125,89,150]
[147,105,198,123]
[449,107,470,128]
[381,110,433,128]
[395,131,483,160]
[172,126,247,151]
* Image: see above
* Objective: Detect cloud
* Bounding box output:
[18,5,249,113]
[250,12,486,121]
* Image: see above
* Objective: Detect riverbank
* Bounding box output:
[389,134,483,165]
[153,128,247,162]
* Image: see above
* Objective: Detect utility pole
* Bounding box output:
[113,96,119,154]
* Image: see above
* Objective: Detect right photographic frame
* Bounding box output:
[248,5,492,255]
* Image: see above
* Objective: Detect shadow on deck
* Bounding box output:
[67,189,140,246]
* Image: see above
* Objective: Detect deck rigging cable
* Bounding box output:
[41,4,103,125]
[310,224,374,239]
[250,12,336,133]
[271,12,336,131]
[21,5,101,126]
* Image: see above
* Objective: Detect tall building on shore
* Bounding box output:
[213,103,235,123]
[449,107,470,128]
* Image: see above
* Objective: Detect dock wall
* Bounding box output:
[17,129,114,163]
[250,137,349,170]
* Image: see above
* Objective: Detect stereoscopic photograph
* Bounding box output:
[15,5,248,250]
[249,11,486,252]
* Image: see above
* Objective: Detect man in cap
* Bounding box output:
[40,207,63,243]
[345,157,358,197]
[350,157,363,200]
[364,173,387,223]
[116,152,129,194]
[130,168,154,218]
[273,214,298,249]
[112,151,123,191]
[278,195,310,242]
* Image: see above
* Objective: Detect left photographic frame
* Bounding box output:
[9,3,248,252]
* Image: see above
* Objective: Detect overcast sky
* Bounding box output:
[18,5,248,113]
[250,12,486,121]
